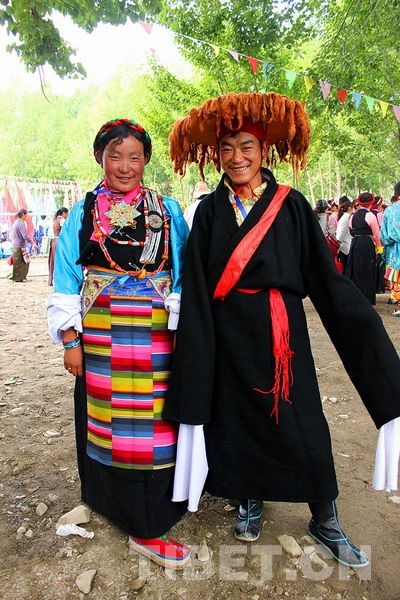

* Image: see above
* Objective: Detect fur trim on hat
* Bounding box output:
[169,92,310,177]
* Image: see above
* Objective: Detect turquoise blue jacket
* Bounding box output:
[381,202,400,271]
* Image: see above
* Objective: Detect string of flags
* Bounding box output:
[139,21,400,124]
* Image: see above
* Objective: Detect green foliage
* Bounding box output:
[2,0,400,203]
[0,0,162,77]
[156,0,296,93]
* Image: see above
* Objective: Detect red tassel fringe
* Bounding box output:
[254,288,294,424]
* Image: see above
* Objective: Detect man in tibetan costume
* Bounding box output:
[164,92,400,569]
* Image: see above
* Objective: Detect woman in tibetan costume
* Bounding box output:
[47,118,190,569]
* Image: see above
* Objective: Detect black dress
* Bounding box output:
[66,191,188,538]
[345,208,377,304]
[164,169,400,503]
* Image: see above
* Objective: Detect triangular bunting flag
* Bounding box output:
[262,62,274,79]
[351,92,362,109]
[379,100,389,117]
[319,81,331,100]
[135,24,394,124]
[246,56,259,74]
[337,89,348,105]
[392,105,400,123]
[285,70,297,89]
[228,50,239,61]
[139,21,153,35]
[304,76,314,93]
[364,96,375,113]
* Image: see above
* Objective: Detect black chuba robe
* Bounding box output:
[164,169,400,503]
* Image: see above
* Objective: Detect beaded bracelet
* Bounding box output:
[63,337,81,350]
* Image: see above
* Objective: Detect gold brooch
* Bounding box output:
[105,201,141,228]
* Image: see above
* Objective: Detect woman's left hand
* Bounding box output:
[64,346,84,377]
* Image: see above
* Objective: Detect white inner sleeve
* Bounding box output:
[46,292,83,343]
[172,424,208,512]
[164,292,181,331]
[373,417,400,492]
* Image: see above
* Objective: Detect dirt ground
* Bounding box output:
[1,256,399,600]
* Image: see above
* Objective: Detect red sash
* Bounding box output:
[213,184,293,424]
[213,185,291,299]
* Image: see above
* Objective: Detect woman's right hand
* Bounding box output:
[64,346,84,377]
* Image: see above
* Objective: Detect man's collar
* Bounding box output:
[223,174,269,200]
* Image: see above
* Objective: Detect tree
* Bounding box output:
[2,0,400,200]
[155,0,321,95]
[0,0,162,77]
[306,0,400,194]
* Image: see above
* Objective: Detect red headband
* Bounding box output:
[356,193,374,209]
[217,118,267,143]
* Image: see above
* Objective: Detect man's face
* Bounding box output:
[219,131,265,190]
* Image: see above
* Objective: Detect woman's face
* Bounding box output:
[102,134,147,193]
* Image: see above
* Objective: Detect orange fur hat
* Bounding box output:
[169,92,310,178]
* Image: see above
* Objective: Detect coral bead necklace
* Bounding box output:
[92,186,169,279]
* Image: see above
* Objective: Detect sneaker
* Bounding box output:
[234,499,263,542]
[128,535,191,569]
[392,310,400,317]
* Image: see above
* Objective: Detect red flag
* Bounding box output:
[246,56,259,74]
[337,89,348,105]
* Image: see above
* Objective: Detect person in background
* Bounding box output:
[338,195,350,209]
[315,199,338,261]
[335,197,353,273]
[371,195,386,294]
[345,192,382,305]
[164,91,400,569]
[34,214,49,256]
[11,209,37,282]
[372,195,384,228]
[47,118,190,569]
[314,199,333,236]
[384,195,397,306]
[328,199,339,231]
[183,181,211,229]
[380,182,400,315]
[48,207,69,286]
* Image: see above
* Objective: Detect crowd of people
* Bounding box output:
[3,178,398,301]
[315,189,400,313]
[6,91,397,573]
